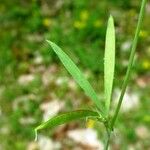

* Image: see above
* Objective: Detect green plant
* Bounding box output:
[35,0,147,149]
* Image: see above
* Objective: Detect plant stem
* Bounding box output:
[110,0,147,130]
[104,129,111,150]
[104,0,147,149]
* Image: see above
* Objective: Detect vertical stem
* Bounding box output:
[104,0,147,149]
[105,129,111,150]
[110,0,147,130]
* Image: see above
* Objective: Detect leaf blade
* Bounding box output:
[35,110,99,132]
[104,15,115,115]
[47,40,105,115]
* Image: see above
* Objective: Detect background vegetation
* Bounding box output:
[0,0,150,149]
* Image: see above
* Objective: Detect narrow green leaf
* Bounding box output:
[34,110,100,140]
[35,110,99,131]
[104,15,115,115]
[47,40,105,115]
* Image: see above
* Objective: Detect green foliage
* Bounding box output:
[35,110,100,140]
[104,15,115,115]
[46,40,105,114]
[36,0,147,148]
[35,15,115,141]
[0,0,149,149]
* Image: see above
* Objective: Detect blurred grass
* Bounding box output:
[0,0,150,149]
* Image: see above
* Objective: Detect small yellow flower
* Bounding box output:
[86,119,95,128]
[74,21,86,29]
[139,30,148,38]
[80,10,89,21]
[142,60,150,69]
[43,18,52,27]
[94,20,103,28]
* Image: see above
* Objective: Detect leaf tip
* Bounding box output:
[34,129,38,142]
[108,15,114,23]
[46,39,52,45]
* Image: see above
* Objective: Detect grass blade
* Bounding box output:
[47,40,105,115]
[104,15,115,115]
[35,110,99,140]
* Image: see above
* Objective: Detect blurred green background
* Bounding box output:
[0,0,150,149]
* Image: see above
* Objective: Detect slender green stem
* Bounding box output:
[104,1,147,149]
[104,129,111,150]
[110,0,147,130]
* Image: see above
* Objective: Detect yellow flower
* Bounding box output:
[142,60,150,69]
[94,20,103,28]
[74,21,86,29]
[86,119,95,128]
[43,18,52,27]
[80,10,89,21]
[139,30,148,38]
